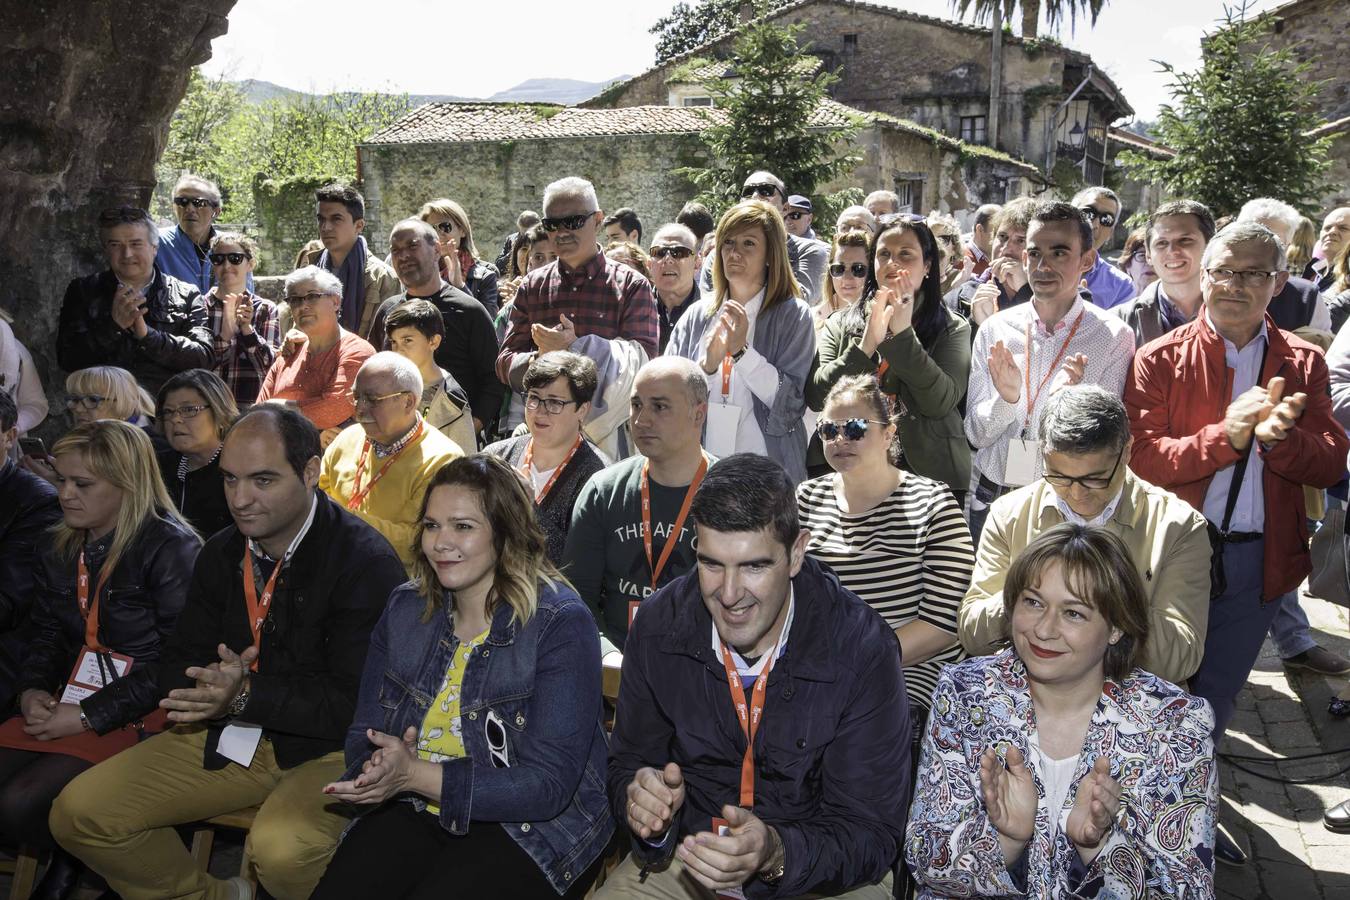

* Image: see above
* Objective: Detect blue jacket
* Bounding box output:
[344,579,614,895]
[157,225,254,294]
[609,556,912,899]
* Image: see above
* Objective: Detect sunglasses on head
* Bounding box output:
[208,252,250,266]
[650,245,694,260]
[1080,207,1117,228]
[741,183,781,200]
[540,213,595,232]
[173,196,217,209]
[817,417,887,442]
[829,262,869,278]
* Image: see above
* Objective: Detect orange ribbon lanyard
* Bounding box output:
[1022,310,1085,431]
[519,433,583,505]
[876,360,890,380]
[76,549,113,653]
[720,355,733,399]
[347,420,423,511]
[640,454,708,588]
[242,547,283,673]
[718,632,785,809]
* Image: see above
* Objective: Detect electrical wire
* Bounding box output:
[1218,746,1350,785]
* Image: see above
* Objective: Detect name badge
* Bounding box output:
[60,648,133,705]
[710,817,747,900]
[1004,438,1040,487]
[705,402,740,459]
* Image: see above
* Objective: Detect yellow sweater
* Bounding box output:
[319,420,463,572]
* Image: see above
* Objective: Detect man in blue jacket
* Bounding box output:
[600,453,910,899]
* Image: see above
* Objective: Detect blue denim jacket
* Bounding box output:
[343,579,614,894]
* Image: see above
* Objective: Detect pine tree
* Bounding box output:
[650,0,791,64]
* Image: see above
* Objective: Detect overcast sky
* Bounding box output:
[201,0,1291,122]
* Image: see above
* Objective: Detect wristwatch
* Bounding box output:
[758,828,786,883]
[78,710,93,732]
[227,680,251,718]
[731,345,748,363]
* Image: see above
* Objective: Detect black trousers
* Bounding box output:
[310,800,604,900]
[0,748,91,849]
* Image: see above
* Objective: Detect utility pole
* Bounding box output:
[988,3,1003,149]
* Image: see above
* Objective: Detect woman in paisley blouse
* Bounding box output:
[906,523,1217,898]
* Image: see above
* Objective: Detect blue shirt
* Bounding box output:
[158,225,254,294]
[1083,255,1137,310]
[1201,311,1268,532]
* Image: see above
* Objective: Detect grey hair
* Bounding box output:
[284,264,343,297]
[1039,385,1130,455]
[1071,186,1121,209]
[864,190,900,213]
[390,217,437,243]
[542,177,599,215]
[173,173,222,207]
[360,351,424,397]
[1237,197,1301,244]
[635,355,709,407]
[650,223,698,249]
[1203,221,1287,273]
[836,205,878,233]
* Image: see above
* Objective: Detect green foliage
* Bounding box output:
[649,0,791,64]
[154,70,246,218]
[1118,1,1331,218]
[948,0,1107,39]
[676,20,862,215]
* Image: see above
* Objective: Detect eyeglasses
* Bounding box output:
[173,196,218,209]
[540,213,596,232]
[1206,268,1279,286]
[285,291,332,307]
[649,245,694,261]
[785,211,808,221]
[830,262,869,279]
[349,390,410,407]
[161,404,208,421]
[741,183,781,200]
[1043,446,1125,491]
[818,417,888,442]
[433,221,458,235]
[523,393,580,414]
[208,252,250,266]
[1079,207,1117,228]
[65,395,108,411]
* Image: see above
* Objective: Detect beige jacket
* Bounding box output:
[958,471,1211,686]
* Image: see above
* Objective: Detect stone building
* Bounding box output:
[356,100,1041,256]
[583,0,1132,187]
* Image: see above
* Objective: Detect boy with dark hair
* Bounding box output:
[384,299,478,453]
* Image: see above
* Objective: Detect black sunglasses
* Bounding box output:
[741,183,781,200]
[829,262,869,278]
[650,246,694,261]
[540,213,595,232]
[818,417,887,442]
[785,211,808,221]
[209,252,250,266]
[173,196,218,209]
[1080,207,1117,228]
[433,221,457,235]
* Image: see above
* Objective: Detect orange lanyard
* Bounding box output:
[519,433,583,505]
[640,454,708,588]
[720,355,733,398]
[1022,310,1085,430]
[718,639,779,808]
[76,550,112,653]
[242,548,283,672]
[347,420,424,510]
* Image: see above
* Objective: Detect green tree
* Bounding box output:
[949,0,1106,38]
[678,19,862,217]
[154,69,246,217]
[650,0,791,64]
[1118,2,1331,218]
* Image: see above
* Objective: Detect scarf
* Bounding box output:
[319,235,369,332]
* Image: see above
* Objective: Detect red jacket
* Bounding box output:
[1125,314,1348,602]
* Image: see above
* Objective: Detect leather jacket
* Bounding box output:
[0,461,62,712]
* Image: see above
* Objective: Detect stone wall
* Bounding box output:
[252,173,336,275]
[1258,0,1349,123]
[0,0,236,431]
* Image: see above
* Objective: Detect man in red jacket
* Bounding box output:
[1125,221,1349,861]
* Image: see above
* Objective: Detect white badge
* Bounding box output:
[1004,438,1041,487]
[218,722,264,767]
[60,649,133,705]
[705,401,741,459]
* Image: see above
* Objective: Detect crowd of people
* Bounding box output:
[1,165,1350,900]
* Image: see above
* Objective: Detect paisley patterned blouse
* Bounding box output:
[905,650,1217,898]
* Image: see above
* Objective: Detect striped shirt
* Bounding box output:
[796,471,974,709]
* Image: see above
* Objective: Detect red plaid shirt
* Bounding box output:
[204,290,281,405]
[496,251,658,387]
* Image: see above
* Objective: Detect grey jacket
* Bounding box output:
[1115,281,1174,348]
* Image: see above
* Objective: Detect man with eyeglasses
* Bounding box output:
[497,176,659,459]
[319,352,462,573]
[157,173,253,294]
[1070,187,1136,310]
[647,223,701,352]
[1125,221,1349,863]
[57,206,214,395]
[960,385,1210,687]
[256,266,376,447]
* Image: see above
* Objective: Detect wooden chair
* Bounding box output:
[189,807,259,886]
[1,846,40,900]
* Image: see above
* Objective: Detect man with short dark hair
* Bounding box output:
[647,223,701,352]
[947,197,1037,330]
[57,206,214,394]
[1071,187,1137,309]
[1116,199,1217,347]
[51,405,407,900]
[383,298,477,453]
[603,207,643,245]
[964,202,1001,278]
[598,453,910,899]
[302,183,400,340]
[676,201,715,245]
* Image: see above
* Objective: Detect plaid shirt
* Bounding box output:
[204,290,281,405]
[495,251,658,388]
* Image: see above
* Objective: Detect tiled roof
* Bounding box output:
[668,55,822,84]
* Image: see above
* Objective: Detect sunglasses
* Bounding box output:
[540,213,596,232]
[173,196,218,209]
[785,211,808,221]
[433,221,458,235]
[208,252,250,266]
[741,183,781,200]
[818,417,887,442]
[830,262,869,278]
[650,246,694,261]
[1080,207,1117,228]
[485,710,511,768]
[877,213,926,226]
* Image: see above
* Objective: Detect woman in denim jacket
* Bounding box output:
[314,455,613,898]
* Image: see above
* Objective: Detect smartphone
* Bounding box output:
[19,436,46,458]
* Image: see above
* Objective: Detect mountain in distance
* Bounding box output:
[234,76,628,107]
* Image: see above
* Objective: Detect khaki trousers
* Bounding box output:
[50,725,350,900]
[595,854,894,900]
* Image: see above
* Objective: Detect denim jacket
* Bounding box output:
[344,579,614,895]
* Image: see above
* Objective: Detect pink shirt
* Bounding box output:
[256,329,375,429]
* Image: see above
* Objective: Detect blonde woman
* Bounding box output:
[816,230,870,331]
[665,200,816,482]
[0,420,199,897]
[313,455,612,899]
[22,366,158,485]
[418,199,500,317]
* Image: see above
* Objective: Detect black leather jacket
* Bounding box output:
[0,461,63,712]
[18,516,201,734]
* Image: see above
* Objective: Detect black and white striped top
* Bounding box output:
[796,472,974,710]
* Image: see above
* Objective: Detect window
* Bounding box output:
[843,33,858,49]
[893,179,924,215]
[960,115,987,145]
[682,96,713,107]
